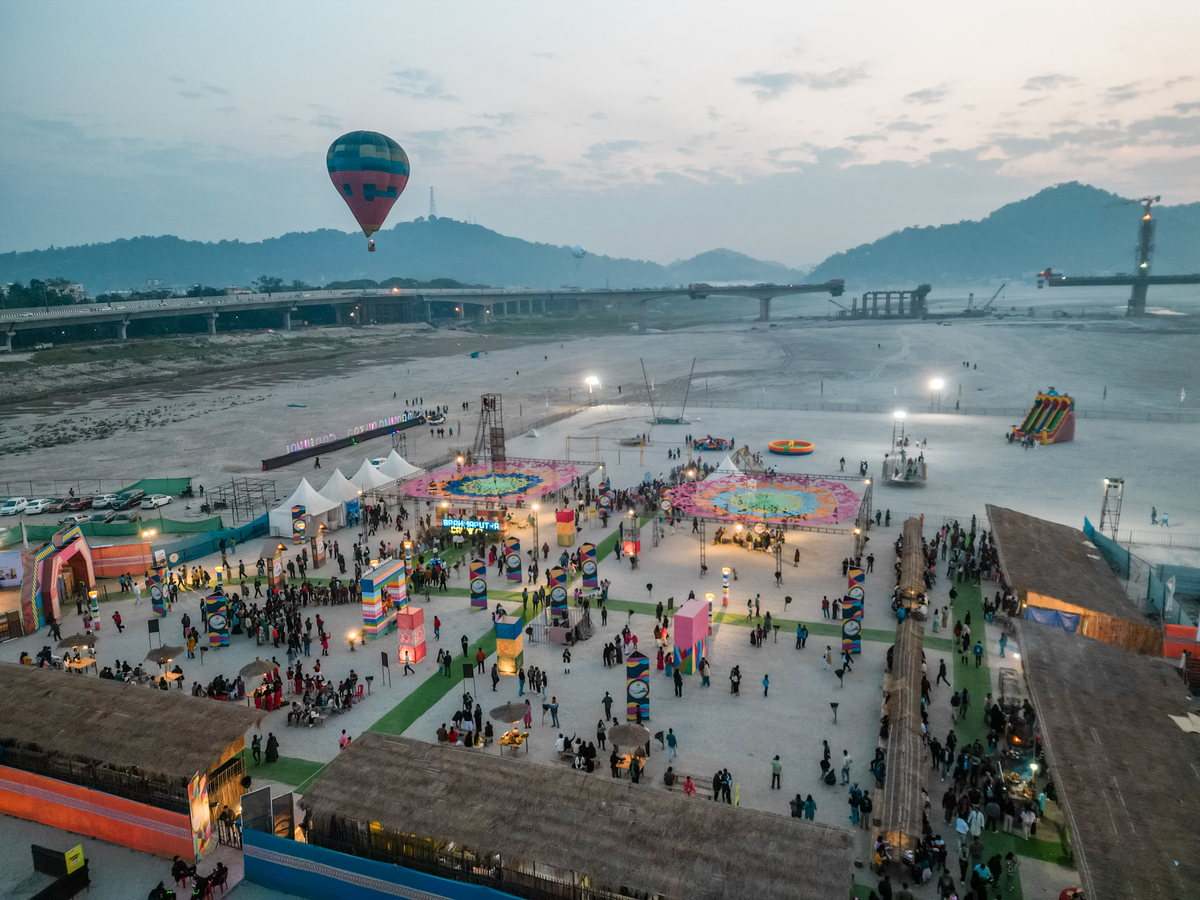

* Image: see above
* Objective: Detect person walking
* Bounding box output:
[698,657,711,687]
[597,720,607,750]
[802,794,816,820]
[762,673,770,697]
[667,728,678,759]
[823,646,833,670]
[433,616,440,640]
[251,734,262,764]
[518,667,526,696]
[840,750,852,784]
[998,633,1008,658]
[973,640,984,668]
[491,663,500,691]
[602,690,613,719]
[111,611,124,633]
[770,755,782,790]
[673,668,683,697]
[936,658,950,687]
[476,647,486,674]
[460,634,470,658]
[1005,852,1019,892]
[550,696,559,727]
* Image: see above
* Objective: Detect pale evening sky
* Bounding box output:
[2,0,1198,267]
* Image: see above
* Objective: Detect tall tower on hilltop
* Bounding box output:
[429,187,437,220]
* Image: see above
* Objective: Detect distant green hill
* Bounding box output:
[808,182,1200,287]
[0,218,810,294]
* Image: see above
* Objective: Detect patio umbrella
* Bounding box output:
[490,702,528,723]
[608,723,651,747]
[240,657,278,678]
[145,646,185,667]
[57,634,93,649]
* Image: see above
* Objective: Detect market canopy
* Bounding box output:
[268,478,340,536]
[318,468,363,504]
[713,455,742,475]
[377,449,422,481]
[349,458,392,492]
[665,473,868,530]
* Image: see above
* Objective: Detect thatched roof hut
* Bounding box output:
[302,733,855,900]
[1016,622,1200,898]
[988,505,1161,654]
[0,662,261,784]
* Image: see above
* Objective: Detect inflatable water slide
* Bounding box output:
[1012,389,1075,444]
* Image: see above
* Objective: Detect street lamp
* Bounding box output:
[347,631,358,651]
[930,378,944,413]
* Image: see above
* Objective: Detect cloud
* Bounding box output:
[1022,74,1077,92]
[1164,76,1194,88]
[584,140,644,162]
[177,82,231,101]
[1106,82,1145,103]
[707,106,722,121]
[531,52,556,59]
[1175,101,1200,113]
[848,134,887,143]
[885,119,932,133]
[477,112,521,128]
[167,76,186,84]
[200,83,230,97]
[904,86,950,105]
[310,114,340,130]
[1125,114,1200,148]
[736,65,867,100]
[385,69,458,101]
[215,106,237,115]
[588,112,607,120]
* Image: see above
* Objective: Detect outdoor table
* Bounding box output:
[65,657,97,674]
[498,731,529,756]
[615,754,633,777]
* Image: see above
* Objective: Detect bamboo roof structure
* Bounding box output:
[897,517,925,605]
[0,662,262,782]
[1016,622,1200,899]
[302,733,856,900]
[877,616,926,853]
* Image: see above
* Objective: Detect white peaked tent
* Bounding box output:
[378,449,422,481]
[350,458,392,492]
[319,469,363,504]
[268,478,341,536]
[714,455,742,475]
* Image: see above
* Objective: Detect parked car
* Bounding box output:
[88,510,118,523]
[0,498,29,516]
[140,494,171,509]
[58,512,91,526]
[65,496,94,511]
[43,498,69,513]
[24,499,52,515]
[91,493,118,509]
[111,512,140,524]
[112,489,146,510]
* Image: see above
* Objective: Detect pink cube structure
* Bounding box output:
[397,605,426,665]
[672,597,709,675]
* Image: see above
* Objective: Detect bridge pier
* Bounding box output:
[424,300,432,324]
[577,298,588,316]
[3,327,13,352]
[540,298,547,315]
[117,316,130,341]
[206,312,219,335]
[283,307,294,332]
[637,299,648,333]
[758,297,773,321]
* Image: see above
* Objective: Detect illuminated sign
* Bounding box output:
[442,517,500,535]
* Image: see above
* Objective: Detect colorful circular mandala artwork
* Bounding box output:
[666,475,863,527]
[404,460,584,502]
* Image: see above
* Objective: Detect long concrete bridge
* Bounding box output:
[0,281,844,349]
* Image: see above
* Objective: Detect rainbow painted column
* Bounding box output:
[673,597,709,674]
[705,592,714,636]
[89,589,101,628]
[556,508,576,547]
[504,537,522,584]
[494,614,524,676]
[597,480,612,521]
[722,567,730,607]
[626,650,649,721]
[205,593,229,648]
[842,567,865,655]
[470,560,488,610]
[580,542,598,589]
[396,605,426,665]
[360,558,404,638]
[548,567,567,618]
[291,505,306,545]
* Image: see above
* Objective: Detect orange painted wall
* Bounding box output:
[0,765,194,860]
[91,542,153,578]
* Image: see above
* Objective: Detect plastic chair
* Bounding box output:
[355,685,364,702]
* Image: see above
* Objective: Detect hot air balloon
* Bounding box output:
[327,131,410,252]
[572,244,588,259]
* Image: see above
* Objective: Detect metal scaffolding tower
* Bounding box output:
[472,393,506,465]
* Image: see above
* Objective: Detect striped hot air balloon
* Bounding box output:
[327,131,410,251]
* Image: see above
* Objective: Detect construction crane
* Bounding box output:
[962,283,1006,317]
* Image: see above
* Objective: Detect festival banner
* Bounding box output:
[548,566,567,617]
[470,559,488,610]
[149,568,168,617]
[204,593,229,648]
[504,536,522,584]
[291,505,306,545]
[580,542,598,589]
[626,650,650,722]
[187,773,214,862]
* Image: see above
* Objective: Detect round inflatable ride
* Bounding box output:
[768,440,815,456]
